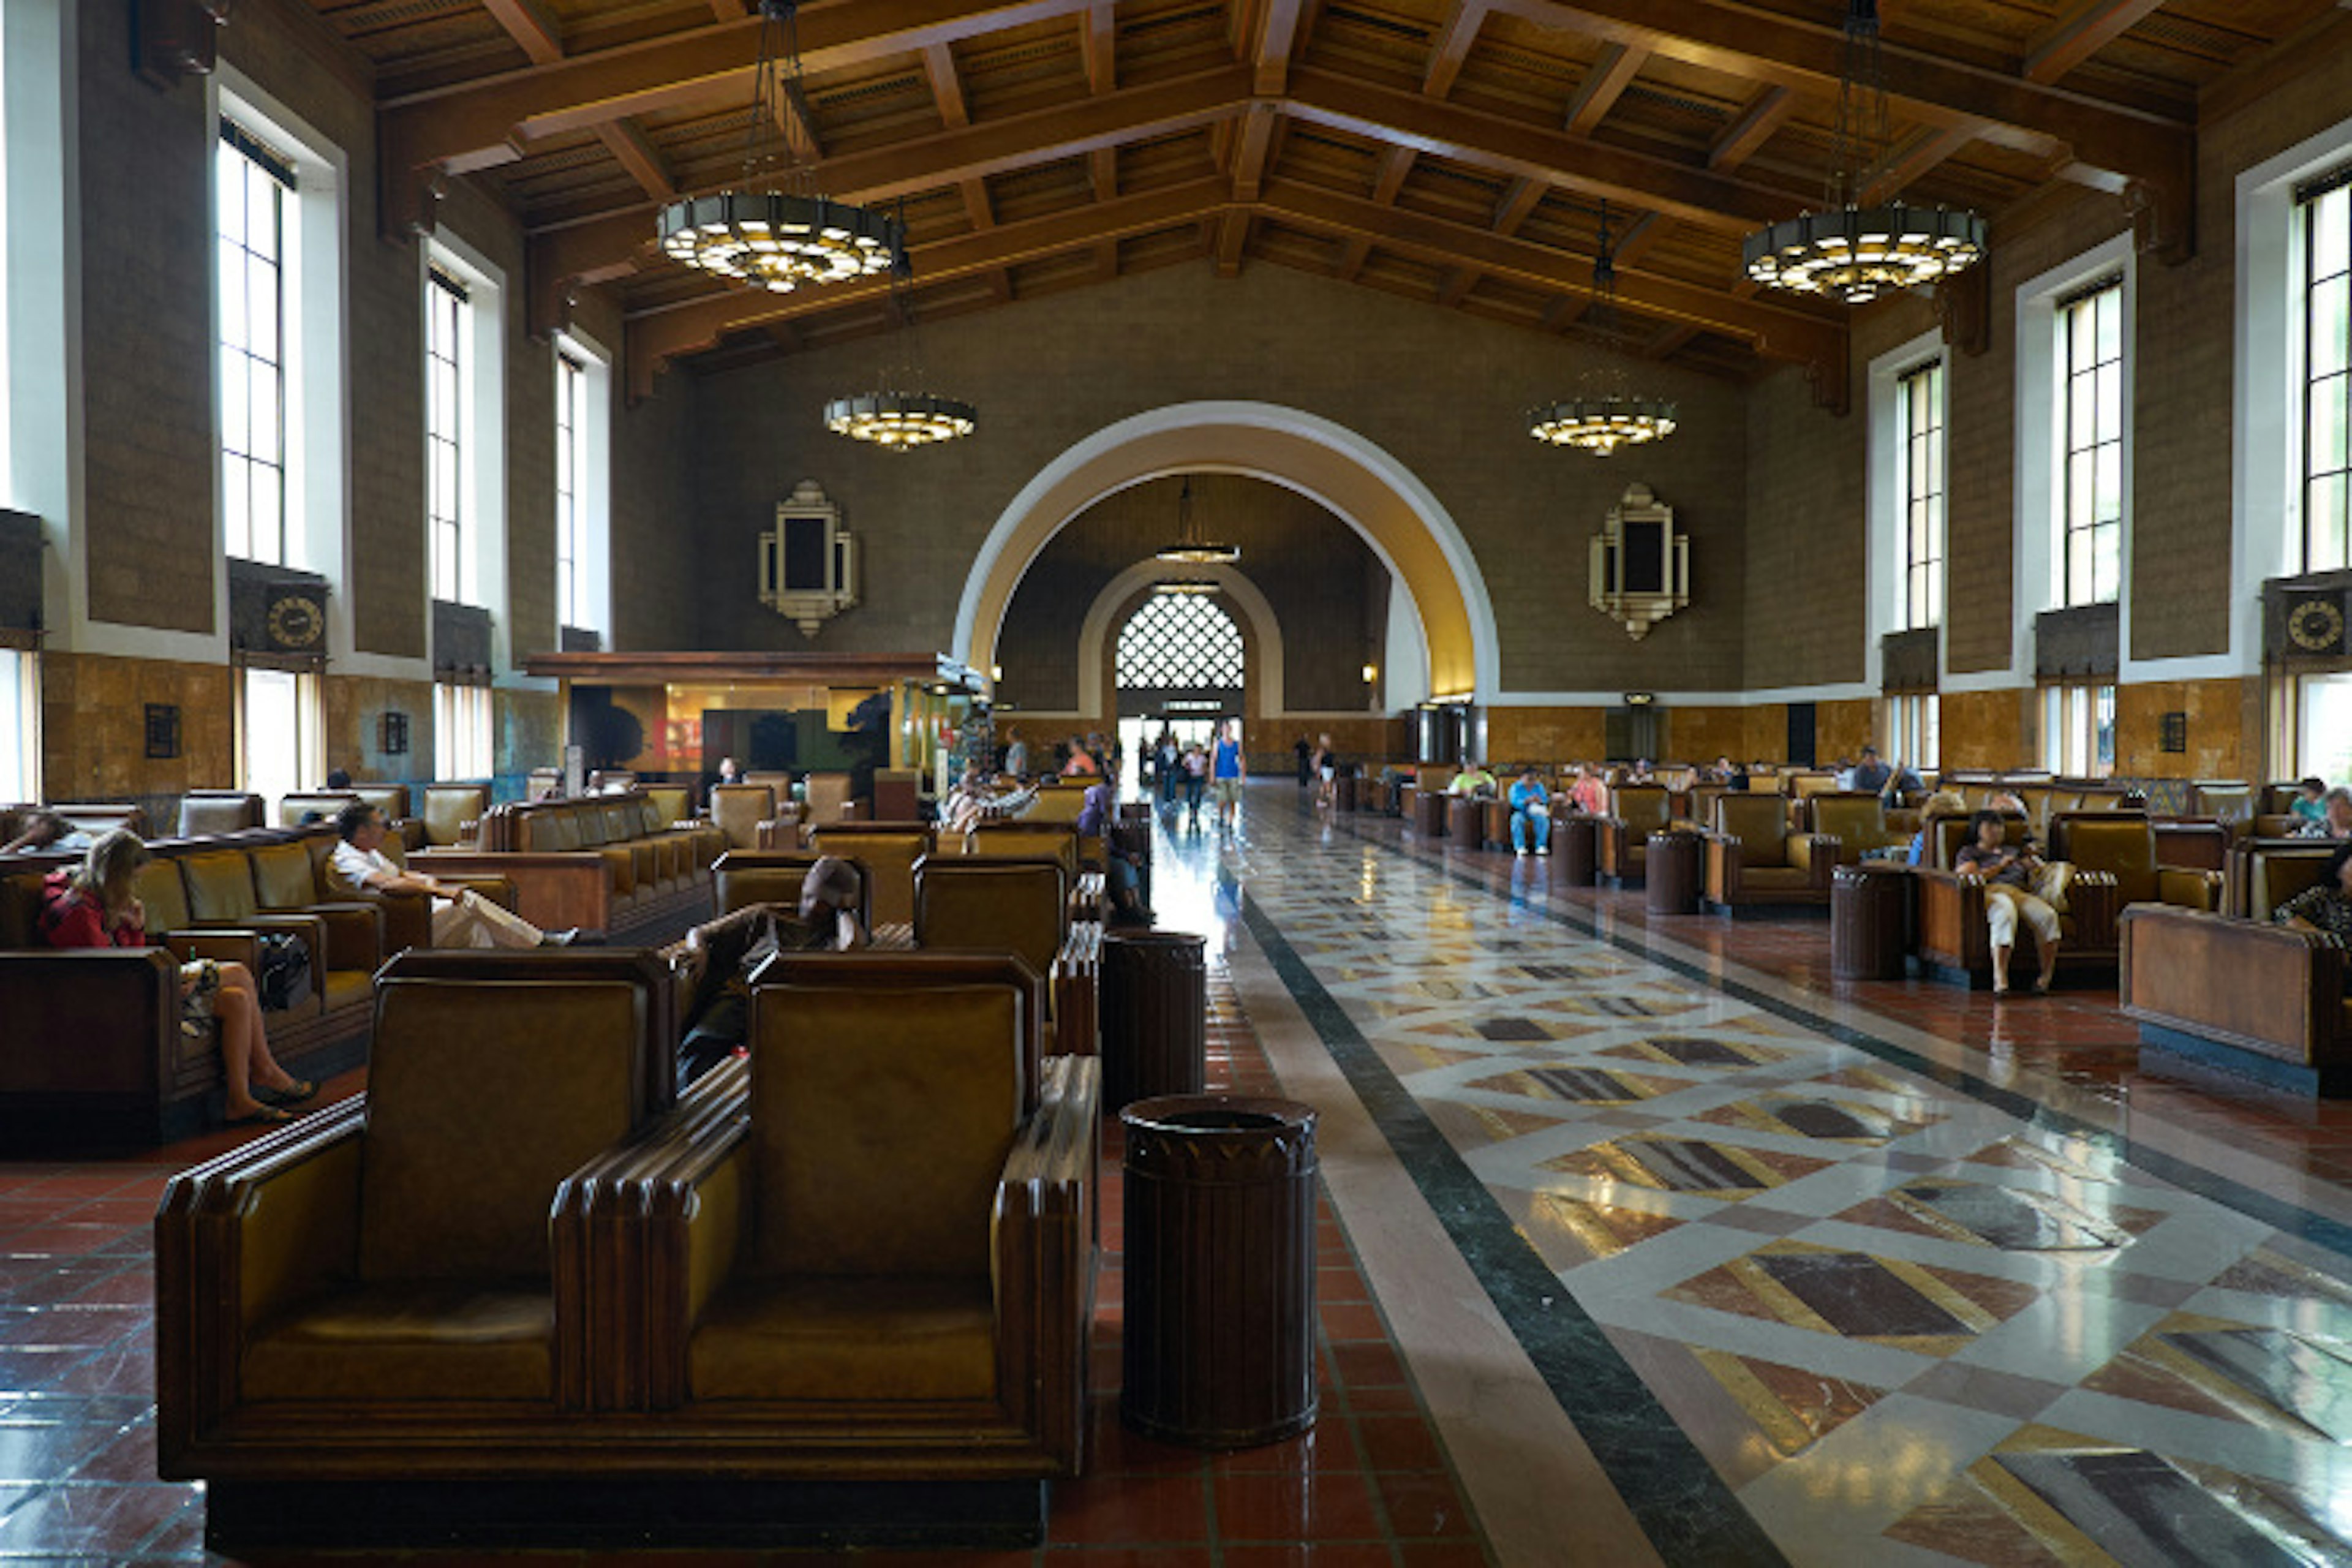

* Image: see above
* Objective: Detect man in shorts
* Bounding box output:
[1210,718,1246,829]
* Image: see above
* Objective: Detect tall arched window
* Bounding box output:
[1117,592,1243,692]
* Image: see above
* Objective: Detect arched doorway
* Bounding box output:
[1113,588,1245,796]
[956,402,1496,700]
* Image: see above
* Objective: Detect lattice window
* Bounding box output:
[1116,593,1243,689]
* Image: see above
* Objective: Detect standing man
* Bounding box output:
[1211,718,1246,829]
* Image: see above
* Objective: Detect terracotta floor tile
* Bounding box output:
[1051,1472,1211,1545]
[1212,1472,1383,1542]
[1352,1417,1444,1475]
[1219,1545,1397,1568]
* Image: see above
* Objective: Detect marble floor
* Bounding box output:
[14,782,2352,1565]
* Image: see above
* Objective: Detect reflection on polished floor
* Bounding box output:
[17,782,2352,1563]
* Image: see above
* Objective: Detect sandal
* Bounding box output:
[226,1105,293,1128]
[257,1079,316,1106]
[2032,976,2054,995]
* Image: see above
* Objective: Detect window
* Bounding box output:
[1117,593,1244,690]
[238,666,320,809]
[555,352,587,630]
[2305,170,2351,571]
[1897,361,1945,631]
[2041,681,2116,778]
[2299,673,2352,781]
[0,649,37,801]
[434,682,492,780]
[1885,692,1939,772]
[2059,281,2124,606]
[426,268,468,604]
[216,120,294,565]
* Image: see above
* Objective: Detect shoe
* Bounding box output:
[256,1078,316,1106]
[226,1105,293,1128]
[1516,847,1528,857]
[2032,974,2054,995]
[540,929,581,947]
[1537,846,1550,856]
[1991,983,2010,997]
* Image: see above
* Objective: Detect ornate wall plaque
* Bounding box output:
[1589,483,1689,640]
[758,479,859,638]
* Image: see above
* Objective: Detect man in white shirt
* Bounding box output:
[326,802,576,948]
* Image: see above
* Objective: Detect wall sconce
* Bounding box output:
[1362,663,1378,684]
[990,664,1003,682]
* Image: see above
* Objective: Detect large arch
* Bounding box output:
[1078,560,1284,719]
[956,402,1494,699]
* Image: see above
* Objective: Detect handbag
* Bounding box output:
[254,932,314,1012]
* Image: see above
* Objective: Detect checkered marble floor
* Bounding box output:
[1214,794,2352,1567]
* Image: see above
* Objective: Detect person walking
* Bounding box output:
[1211,718,1246,830]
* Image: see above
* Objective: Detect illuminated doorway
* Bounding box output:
[1114,590,1244,797]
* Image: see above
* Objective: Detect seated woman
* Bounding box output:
[1508,768,1551,858]
[38,830,314,1125]
[1953,809,2060,996]
[2294,786,2352,840]
[2273,840,2352,944]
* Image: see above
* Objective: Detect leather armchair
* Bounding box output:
[809,823,933,930]
[421,785,490,847]
[1703,793,1836,912]
[179,791,265,837]
[627,951,1097,1479]
[2122,905,2352,1091]
[175,846,373,1020]
[1806,792,1910,864]
[710,784,782,851]
[156,950,680,1483]
[712,851,872,925]
[915,855,1097,1056]
[1599,785,1673,885]
[802,771,856,826]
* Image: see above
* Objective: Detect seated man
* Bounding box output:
[1508,768,1551,858]
[1,810,93,856]
[1075,781,1115,840]
[1849,745,1892,796]
[1450,758,1498,798]
[326,801,578,948]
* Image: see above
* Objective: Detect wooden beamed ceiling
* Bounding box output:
[306,0,2346,396]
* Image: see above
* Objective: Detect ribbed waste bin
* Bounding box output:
[1646,831,1703,915]
[1120,1095,1319,1448]
[1831,863,1912,980]
[1100,930,1206,1110]
[1446,794,1485,845]
[1411,789,1446,838]
[1556,813,1597,884]
[1333,774,1359,812]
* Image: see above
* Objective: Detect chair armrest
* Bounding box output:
[300,902,385,973]
[2122,906,2350,1065]
[555,1056,751,1412]
[154,1100,368,1474]
[2065,870,2121,949]
[621,1074,756,1411]
[0,950,180,1096]
[1052,922,1102,1056]
[1790,834,1840,883]
[2157,867,2225,913]
[162,927,263,968]
[993,1054,1100,1472]
[194,911,328,976]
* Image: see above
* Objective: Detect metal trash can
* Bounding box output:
[1100,930,1207,1111]
[1334,774,1359,813]
[1646,831,1703,916]
[1446,794,1485,845]
[1121,1095,1319,1448]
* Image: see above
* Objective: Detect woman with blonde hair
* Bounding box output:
[37,830,313,1125]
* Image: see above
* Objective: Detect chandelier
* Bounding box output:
[656,1,903,292]
[1527,203,1678,457]
[1155,478,1239,565]
[823,213,976,450]
[1742,0,1986,303]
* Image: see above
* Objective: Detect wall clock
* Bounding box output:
[265,593,324,650]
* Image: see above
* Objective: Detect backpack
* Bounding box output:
[254,931,314,1012]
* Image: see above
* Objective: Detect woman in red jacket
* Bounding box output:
[38,831,312,1126]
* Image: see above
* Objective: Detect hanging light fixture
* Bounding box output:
[1158,578,1222,595]
[657,1,903,292]
[1527,203,1678,458]
[1742,0,1986,304]
[1155,478,1240,565]
[824,227,977,451]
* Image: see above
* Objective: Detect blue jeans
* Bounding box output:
[1512,805,1551,853]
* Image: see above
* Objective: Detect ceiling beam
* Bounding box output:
[1082,1,1115,94]
[1858,124,1974,204]
[1252,176,1844,371]
[595,120,676,200]
[1215,210,1251,276]
[1436,269,1476,307]
[920,41,969,127]
[1482,0,2187,189]
[382,0,1103,186]
[1090,146,1117,202]
[627,175,1233,388]
[1491,176,1545,235]
[1561,42,1645,136]
[1644,322,1699,358]
[1708,85,1792,171]
[1251,0,1307,96]
[483,0,563,65]
[1422,0,1491,100]
[1607,210,1667,271]
[2024,0,2166,86]
[1286,67,1797,233]
[1231,101,1278,202]
[1334,143,1415,281]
